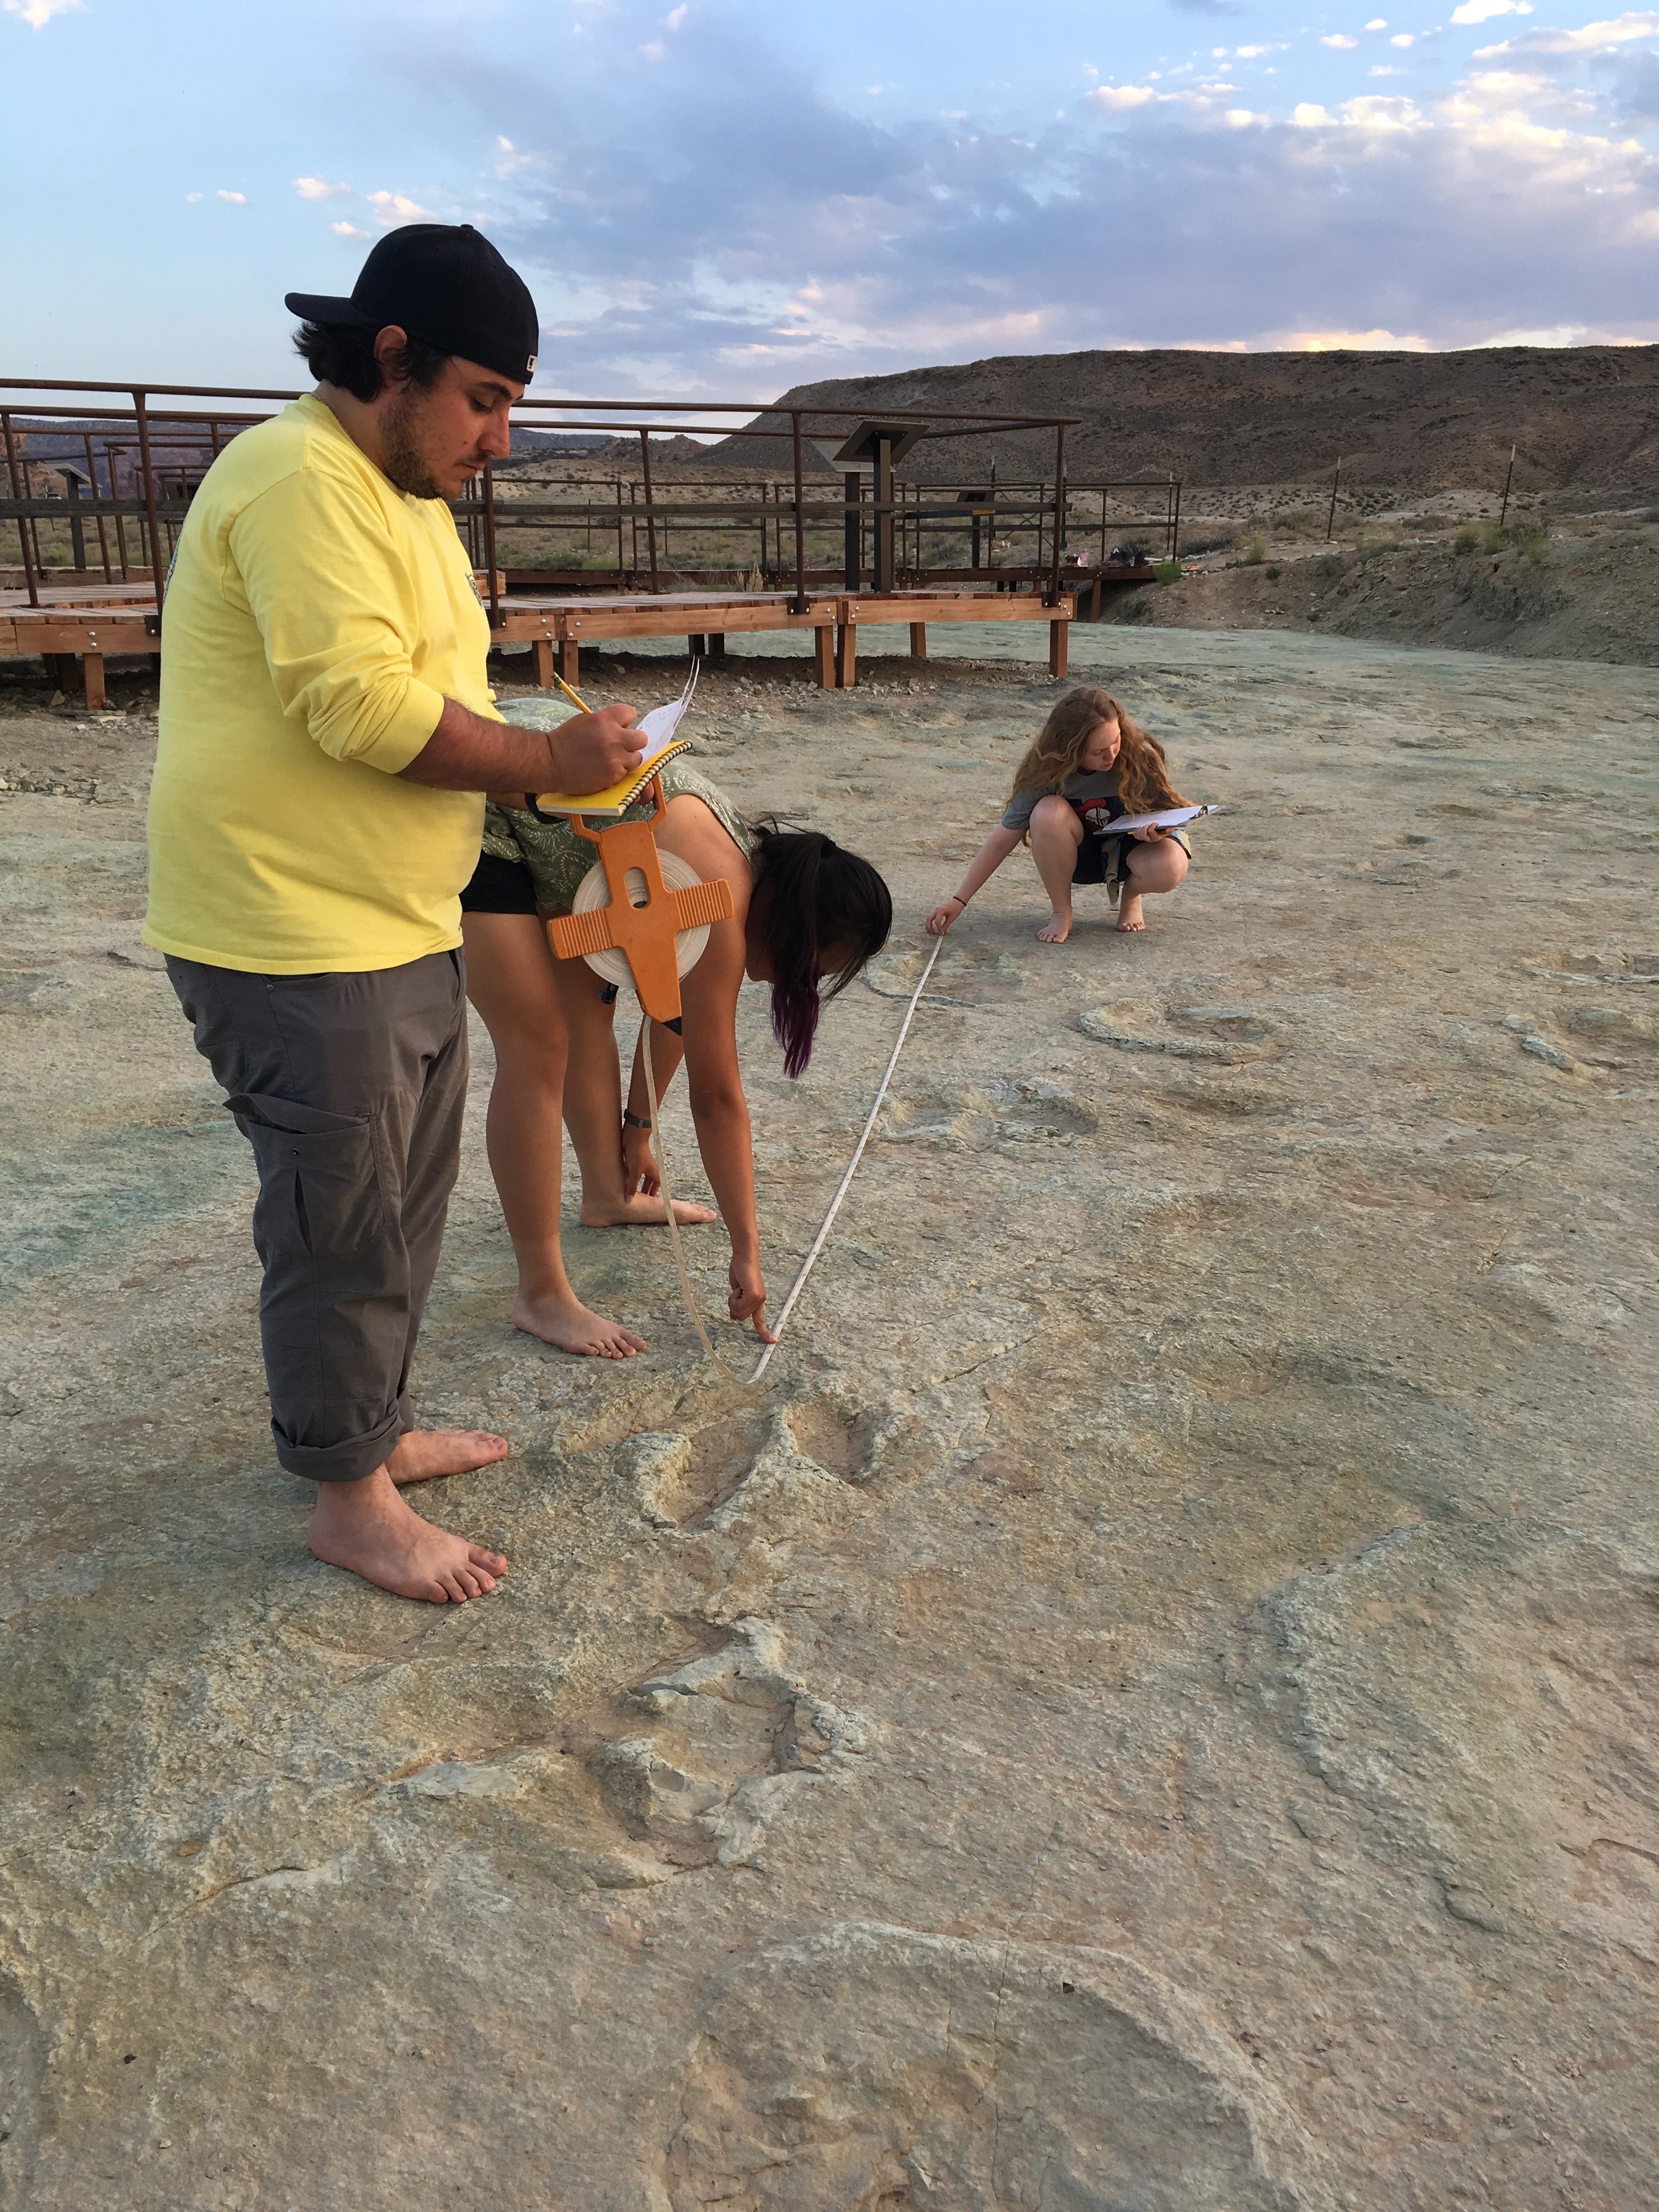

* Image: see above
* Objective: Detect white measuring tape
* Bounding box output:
[637,931,946,1388]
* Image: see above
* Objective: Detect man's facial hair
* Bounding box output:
[380,385,441,499]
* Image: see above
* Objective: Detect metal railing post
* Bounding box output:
[639,430,660,592]
[482,459,501,627]
[133,388,166,605]
[790,411,807,613]
[1046,424,1066,605]
[2,409,39,607]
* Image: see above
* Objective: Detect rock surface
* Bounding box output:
[2,630,1657,2209]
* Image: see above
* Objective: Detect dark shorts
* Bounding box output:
[1072,828,1191,887]
[1072,835,1129,888]
[459,849,539,916]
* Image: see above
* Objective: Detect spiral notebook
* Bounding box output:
[528,664,699,820]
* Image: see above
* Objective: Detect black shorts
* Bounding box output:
[459,850,539,916]
[1072,835,1131,888]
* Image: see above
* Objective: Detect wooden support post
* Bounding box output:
[1049,618,1069,681]
[835,615,857,690]
[687,632,708,655]
[530,637,554,690]
[1089,577,1103,621]
[558,636,580,688]
[814,626,835,690]
[909,623,928,660]
[708,632,726,656]
[82,652,106,711]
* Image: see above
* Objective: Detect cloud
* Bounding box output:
[1321,33,1360,46]
[295,177,352,200]
[1338,93,1427,128]
[1449,0,1532,21]
[184,191,204,203]
[332,221,370,239]
[1,0,79,23]
[1276,326,1436,347]
[1391,32,1416,44]
[664,2,687,23]
[364,189,433,226]
[1366,16,1388,26]
[383,9,1659,392]
[1479,9,1659,53]
[216,189,247,204]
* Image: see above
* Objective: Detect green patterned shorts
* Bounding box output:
[482,694,756,915]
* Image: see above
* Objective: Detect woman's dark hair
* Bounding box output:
[292,321,453,404]
[747,821,892,1078]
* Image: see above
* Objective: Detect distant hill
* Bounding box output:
[701,348,1659,496]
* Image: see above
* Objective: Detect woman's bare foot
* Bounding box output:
[579,1193,719,1229]
[309,1467,508,1604]
[1116,892,1147,932]
[1036,910,1072,944]
[384,1428,510,1486]
[512,1288,647,1359]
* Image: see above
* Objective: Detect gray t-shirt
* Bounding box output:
[1002,768,1122,837]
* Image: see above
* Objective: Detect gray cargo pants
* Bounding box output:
[166,948,469,1484]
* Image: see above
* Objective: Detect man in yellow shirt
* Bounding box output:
[146,224,644,1605]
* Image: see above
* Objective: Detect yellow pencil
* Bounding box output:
[547,668,593,715]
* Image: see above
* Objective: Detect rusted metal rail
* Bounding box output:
[0,378,1157,695]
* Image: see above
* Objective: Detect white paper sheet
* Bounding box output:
[1102,802,1218,838]
[631,660,699,765]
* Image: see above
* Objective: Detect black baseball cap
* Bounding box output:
[285,224,538,385]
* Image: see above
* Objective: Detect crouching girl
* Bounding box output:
[927,685,1190,944]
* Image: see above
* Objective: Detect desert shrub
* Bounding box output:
[1265,565,1282,580]
[1181,529,1238,555]
[1154,558,1183,583]
[1280,508,1322,537]
[1508,520,1548,562]
[1454,520,1548,561]
[1238,535,1267,566]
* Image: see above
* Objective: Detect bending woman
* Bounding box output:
[461,704,892,1358]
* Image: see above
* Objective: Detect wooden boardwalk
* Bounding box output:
[1,582,1077,705]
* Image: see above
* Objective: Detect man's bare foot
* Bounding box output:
[1036,910,1072,944]
[384,1428,510,1486]
[512,1288,647,1359]
[1116,892,1147,932]
[309,1466,508,1605]
[579,1193,719,1229]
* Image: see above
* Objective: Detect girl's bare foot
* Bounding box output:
[309,1467,508,1604]
[579,1193,719,1228]
[1036,910,1072,944]
[1116,893,1147,932]
[511,1288,647,1358]
[384,1428,510,1486]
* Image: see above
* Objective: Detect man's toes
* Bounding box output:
[469,1546,508,1575]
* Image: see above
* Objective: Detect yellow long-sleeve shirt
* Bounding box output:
[143,394,494,974]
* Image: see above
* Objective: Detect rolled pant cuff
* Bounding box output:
[273,1406,404,1485]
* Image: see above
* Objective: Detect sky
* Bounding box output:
[3,0,1657,405]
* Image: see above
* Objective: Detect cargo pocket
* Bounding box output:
[228,1091,388,1263]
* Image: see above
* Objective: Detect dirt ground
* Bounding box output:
[2,628,1658,2209]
